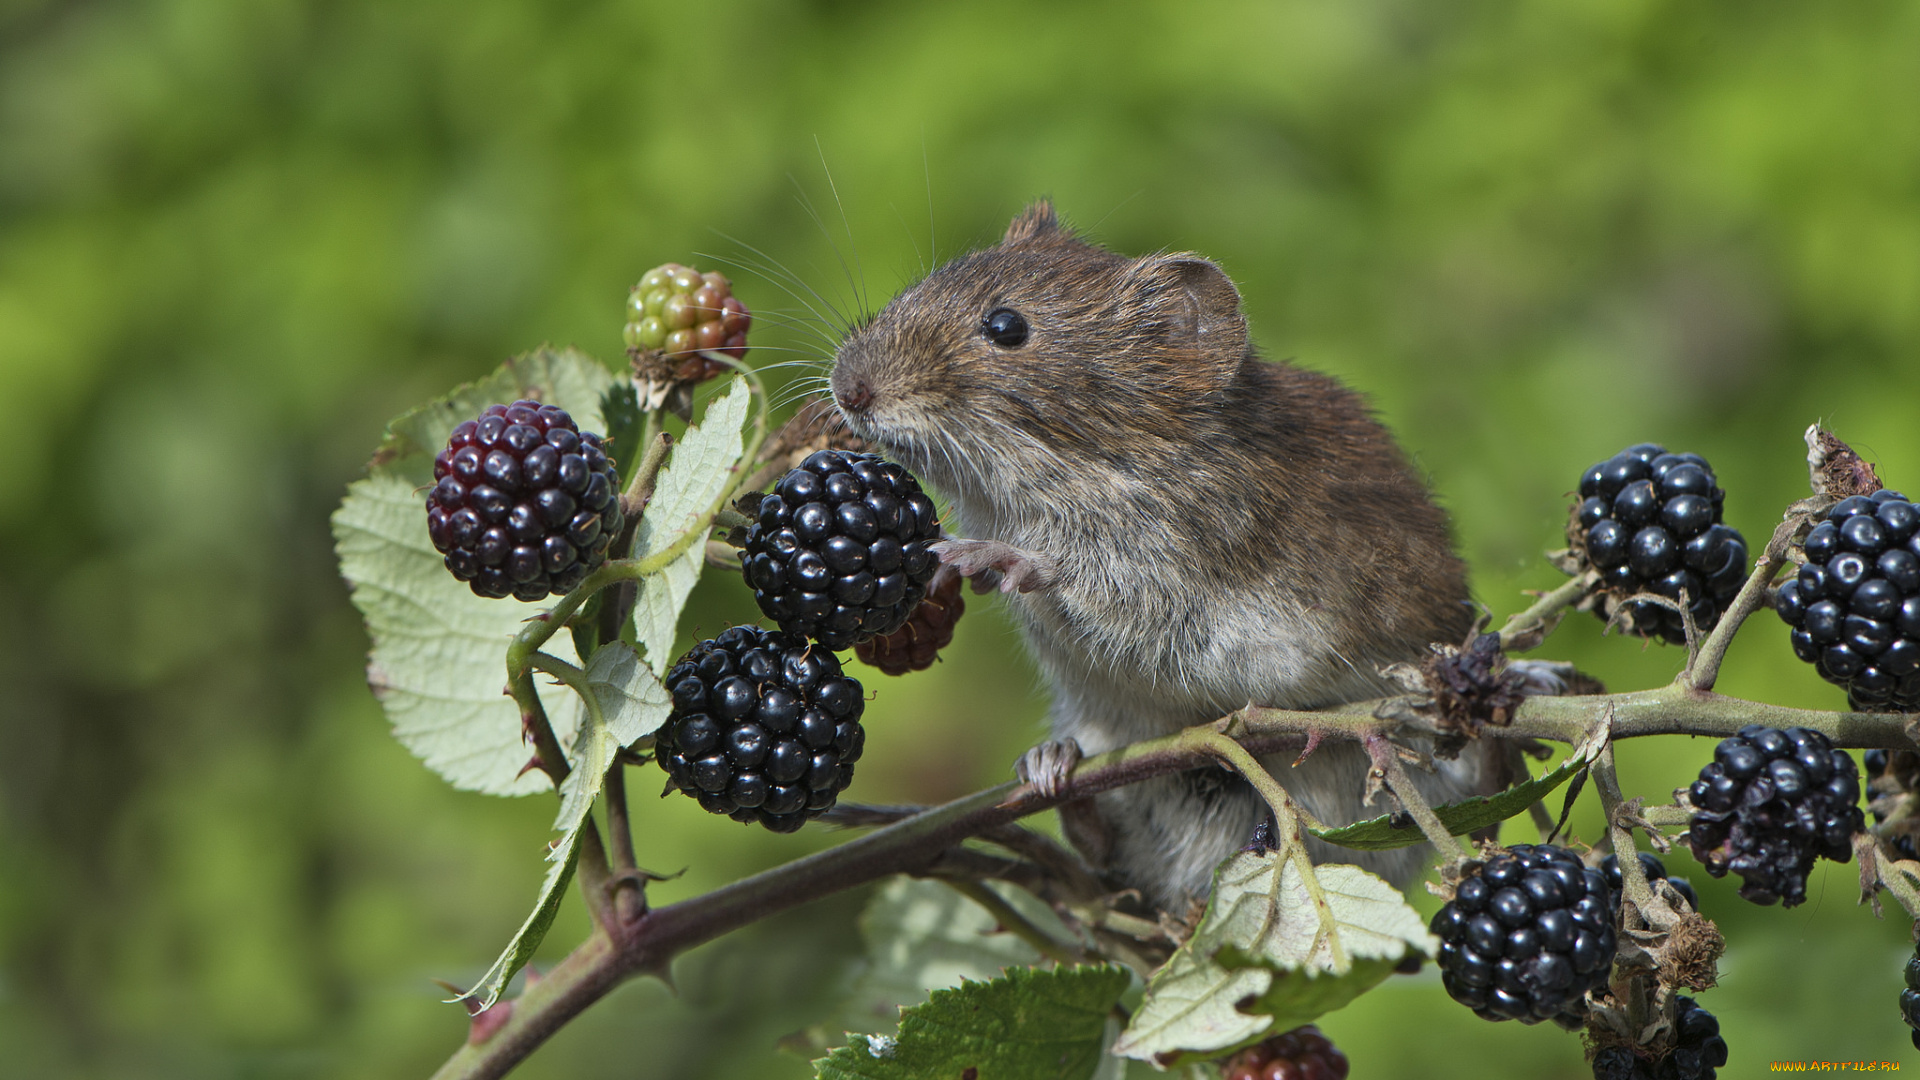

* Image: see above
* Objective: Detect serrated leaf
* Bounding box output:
[631,377,753,675]
[815,966,1130,1080]
[1112,855,1435,1067]
[332,348,617,796]
[1307,741,1598,851]
[462,639,663,1010]
[837,877,1059,1034]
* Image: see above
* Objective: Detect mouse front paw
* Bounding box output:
[930,538,1057,594]
[1016,738,1083,799]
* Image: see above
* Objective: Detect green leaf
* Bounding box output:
[815,965,1131,1080]
[461,640,665,1010]
[1307,742,1597,850]
[332,347,618,796]
[837,877,1066,1034]
[1112,855,1435,1067]
[631,376,753,676]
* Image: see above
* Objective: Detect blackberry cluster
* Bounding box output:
[1431,844,1617,1023]
[623,263,751,362]
[1864,749,1920,861]
[427,400,624,601]
[1574,443,1748,644]
[741,450,942,650]
[1601,852,1700,913]
[854,566,965,675]
[1773,490,1920,710]
[1902,939,1920,1052]
[1683,725,1863,907]
[654,626,865,832]
[1219,1026,1349,1080]
[1590,997,1728,1080]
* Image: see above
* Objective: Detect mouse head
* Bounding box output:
[831,201,1251,508]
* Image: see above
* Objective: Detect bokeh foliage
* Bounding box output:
[3,0,1919,1076]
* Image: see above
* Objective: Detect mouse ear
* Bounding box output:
[1131,254,1247,362]
[1002,200,1060,245]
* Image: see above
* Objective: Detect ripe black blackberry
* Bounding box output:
[740,450,942,650]
[1600,852,1700,913]
[1864,749,1920,862]
[1573,443,1748,644]
[1590,996,1727,1080]
[1682,725,1863,907]
[1219,1025,1349,1080]
[427,400,624,601]
[1430,844,1617,1023]
[1902,939,1920,1052]
[654,626,865,832]
[1773,489,1920,711]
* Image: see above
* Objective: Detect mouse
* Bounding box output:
[828,201,1485,911]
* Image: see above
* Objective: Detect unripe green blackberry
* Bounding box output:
[1573,443,1748,644]
[654,626,865,832]
[623,263,750,375]
[427,400,624,601]
[1773,490,1920,711]
[1430,844,1617,1023]
[854,565,964,675]
[741,450,942,651]
[1683,725,1863,907]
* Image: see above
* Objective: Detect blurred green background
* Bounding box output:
[4,0,1919,1076]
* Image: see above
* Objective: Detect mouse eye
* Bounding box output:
[981,308,1029,348]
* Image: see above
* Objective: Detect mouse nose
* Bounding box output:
[835,374,874,415]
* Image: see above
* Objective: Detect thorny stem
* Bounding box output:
[1499,572,1596,651]
[1364,734,1472,861]
[942,878,1089,966]
[1591,740,1659,930]
[1683,514,1804,693]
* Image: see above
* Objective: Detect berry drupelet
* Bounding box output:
[1430,844,1617,1023]
[741,450,942,651]
[1218,1026,1349,1080]
[654,626,865,832]
[427,400,624,601]
[1573,443,1748,645]
[1590,996,1727,1080]
[1683,725,1863,907]
[1774,490,1920,711]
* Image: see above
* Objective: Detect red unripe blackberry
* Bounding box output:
[1590,996,1727,1080]
[1774,489,1920,711]
[1683,725,1862,907]
[741,450,942,651]
[1573,443,1748,644]
[1430,844,1617,1023]
[624,263,750,377]
[1219,1026,1349,1080]
[427,400,624,601]
[654,626,865,832]
[854,565,964,675]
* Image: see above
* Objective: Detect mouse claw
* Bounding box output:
[1016,739,1083,799]
[931,538,1057,594]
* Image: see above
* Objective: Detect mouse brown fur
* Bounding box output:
[830,201,1482,909]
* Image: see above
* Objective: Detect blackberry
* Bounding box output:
[1219,1025,1349,1080]
[1590,996,1727,1080]
[1430,844,1617,1023]
[1682,725,1863,907]
[854,566,965,675]
[1600,851,1700,913]
[1773,489,1920,711]
[427,400,624,601]
[654,626,865,832]
[740,450,942,650]
[1902,938,1920,1052]
[1864,749,1920,861]
[1573,443,1749,644]
[624,263,750,374]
